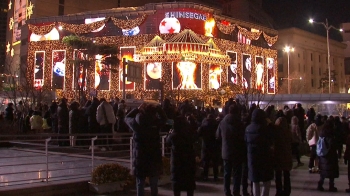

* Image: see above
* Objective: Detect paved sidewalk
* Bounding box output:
[1,147,350,195]
[115,156,350,196]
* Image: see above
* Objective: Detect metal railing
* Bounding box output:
[0,132,170,190]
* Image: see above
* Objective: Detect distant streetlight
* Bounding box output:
[283,46,294,94]
[309,18,343,93]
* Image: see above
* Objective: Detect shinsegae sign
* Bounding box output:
[165,11,207,21]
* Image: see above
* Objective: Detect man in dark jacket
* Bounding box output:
[57,98,69,146]
[217,105,248,196]
[245,109,274,196]
[124,103,167,196]
[198,114,220,181]
[85,97,100,134]
[317,119,339,192]
[293,103,306,142]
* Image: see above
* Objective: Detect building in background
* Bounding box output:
[341,23,350,92]
[276,27,346,94]
[0,1,8,70]
[19,2,278,101]
[1,0,271,86]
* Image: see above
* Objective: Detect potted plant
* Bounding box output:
[89,163,134,194]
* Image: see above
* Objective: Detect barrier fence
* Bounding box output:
[0,132,170,189]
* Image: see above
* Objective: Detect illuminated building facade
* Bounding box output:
[14,2,278,101]
[0,1,8,69]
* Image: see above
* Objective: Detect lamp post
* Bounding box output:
[283,46,294,94]
[309,18,343,93]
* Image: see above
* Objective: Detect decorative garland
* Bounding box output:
[28,15,148,35]
[237,26,262,40]
[28,23,56,35]
[214,16,236,34]
[214,17,278,46]
[58,18,109,34]
[110,15,147,30]
[263,32,278,46]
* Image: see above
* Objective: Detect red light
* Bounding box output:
[221,20,230,26]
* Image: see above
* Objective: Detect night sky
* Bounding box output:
[262,0,350,41]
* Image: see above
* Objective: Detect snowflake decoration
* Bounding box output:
[8,1,12,10]
[6,42,10,54]
[26,1,34,19]
[9,17,14,30]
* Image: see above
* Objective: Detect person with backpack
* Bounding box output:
[317,119,339,192]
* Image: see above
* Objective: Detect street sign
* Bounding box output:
[126,61,143,83]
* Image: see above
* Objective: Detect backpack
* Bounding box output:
[316,137,330,157]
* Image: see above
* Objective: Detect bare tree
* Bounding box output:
[62,35,119,104]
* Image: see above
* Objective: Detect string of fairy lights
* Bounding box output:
[23,9,278,100]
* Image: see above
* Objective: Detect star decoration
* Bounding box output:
[168,27,175,34]
[26,1,34,19]
[6,42,10,54]
[161,21,167,26]
[10,48,14,57]
[9,17,14,30]
[8,1,12,10]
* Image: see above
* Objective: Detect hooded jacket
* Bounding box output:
[216,113,245,161]
[124,107,167,177]
[96,101,116,125]
[245,109,274,182]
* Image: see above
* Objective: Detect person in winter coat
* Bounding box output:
[49,101,58,134]
[334,116,344,159]
[5,103,14,122]
[198,114,220,181]
[245,109,274,196]
[124,103,167,196]
[317,119,339,192]
[306,107,316,127]
[166,116,196,196]
[30,110,43,133]
[291,116,303,166]
[293,103,306,142]
[274,117,293,196]
[216,105,249,196]
[283,105,293,124]
[344,132,350,193]
[306,116,320,173]
[24,110,34,133]
[85,97,100,134]
[57,99,69,146]
[69,101,80,147]
[96,98,116,151]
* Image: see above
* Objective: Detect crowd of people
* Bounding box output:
[2,97,127,150]
[125,98,350,196]
[2,97,350,196]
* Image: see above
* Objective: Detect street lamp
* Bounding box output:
[283,46,294,94]
[309,18,343,94]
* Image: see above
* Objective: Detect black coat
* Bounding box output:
[57,103,69,132]
[125,108,166,178]
[198,118,219,159]
[318,130,339,179]
[85,102,100,133]
[273,124,293,171]
[166,121,196,191]
[245,109,274,182]
[216,113,246,161]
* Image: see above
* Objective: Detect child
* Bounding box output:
[30,110,43,133]
[344,134,350,193]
